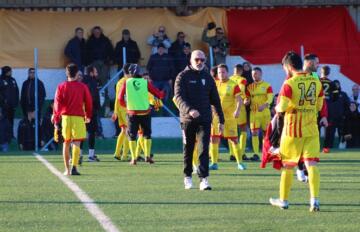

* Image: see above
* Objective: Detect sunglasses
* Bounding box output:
[195,58,205,62]
[159,30,165,33]
[216,31,224,34]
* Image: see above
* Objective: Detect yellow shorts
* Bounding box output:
[211,117,238,139]
[118,108,127,128]
[236,109,247,126]
[61,115,86,142]
[250,110,270,131]
[280,135,320,167]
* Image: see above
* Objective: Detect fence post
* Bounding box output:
[209,46,214,67]
[34,48,39,152]
[300,45,304,60]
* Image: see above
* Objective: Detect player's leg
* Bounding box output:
[238,124,248,160]
[126,114,139,165]
[228,138,246,170]
[209,137,220,170]
[71,141,82,175]
[181,121,197,189]
[250,112,260,161]
[303,136,321,212]
[114,127,126,159]
[70,116,87,174]
[270,136,302,209]
[192,140,199,173]
[140,114,153,164]
[87,115,99,162]
[62,141,71,175]
[135,129,145,160]
[198,122,212,190]
[121,135,129,161]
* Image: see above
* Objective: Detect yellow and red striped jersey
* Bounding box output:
[230,74,247,117]
[246,80,273,113]
[114,77,127,117]
[276,72,324,137]
[215,79,241,118]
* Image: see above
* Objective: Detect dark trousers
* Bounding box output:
[4,107,15,137]
[86,114,98,149]
[181,120,211,178]
[324,120,343,148]
[127,114,151,141]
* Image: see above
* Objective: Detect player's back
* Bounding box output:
[320,77,332,100]
[280,73,323,137]
[58,81,89,114]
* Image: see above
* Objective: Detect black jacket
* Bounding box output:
[82,75,101,112]
[114,39,141,68]
[20,77,46,115]
[0,115,11,144]
[174,52,190,76]
[64,36,87,68]
[328,90,349,122]
[174,66,224,124]
[17,118,41,150]
[86,34,114,64]
[147,53,175,82]
[0,75,19,109]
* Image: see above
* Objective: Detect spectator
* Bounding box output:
[0,66,19,138]
[320,66,332,100]
[0,107,11,152]
[242,62,253,85]
[349,84,360,108]
[114,29,141,71]
[146,43,175,101]
[147,26,172,55]
[40,101,57,151]
[201,25,229,65]
[173,42,191,76]
[64,27,87,72]
[343,101,360,148]
[17,111,40,151]
[86,26,114,86]
[324,80,350,151]
[20,68,46,119]
[169,32,187,59]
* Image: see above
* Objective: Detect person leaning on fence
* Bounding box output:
[118,64,164,165]
[114,29,141,72]
[86,26,114,86]
[20,68,46,119]
[64,27,87,72]
[52,63,92,176]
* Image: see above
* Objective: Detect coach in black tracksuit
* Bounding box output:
[174,50,224,189]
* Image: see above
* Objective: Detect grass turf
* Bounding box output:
[0,149,360,232]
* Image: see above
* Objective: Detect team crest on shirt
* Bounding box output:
[201,79,205,86]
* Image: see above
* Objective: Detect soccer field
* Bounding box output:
[1,149,359,232]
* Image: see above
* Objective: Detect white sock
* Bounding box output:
[89,149,95,158]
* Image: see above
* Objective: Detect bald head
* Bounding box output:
[190,50,206,71]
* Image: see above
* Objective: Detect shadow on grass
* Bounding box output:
[0,200,359,208]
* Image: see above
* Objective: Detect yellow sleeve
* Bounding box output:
[317,82,324,112]
[114,81,121,116]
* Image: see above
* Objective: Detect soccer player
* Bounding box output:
[209,64,246,170]
[230,64,248,160]
[244,67,273,161]
[118,64,164,165]
[53,63,92,175]
[112,63,131,161]
[269,51,323,212]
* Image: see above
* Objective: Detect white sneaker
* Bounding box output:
[296,169,308,183]
[310,198,320,212]
[269,198,289,209]
[184,177,193,190]
[199,177,212,191]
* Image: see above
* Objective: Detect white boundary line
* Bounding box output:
[33,153,121,232]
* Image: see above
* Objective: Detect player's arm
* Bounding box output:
[317,84,324,112]
[266,85,274,106]
[239,79,247,100]
[148,80,165,99]
[118,81,127,107]
[84,85,93,122]
[52,86,62,125]
[244,86,251,105]
[275,83,292,114]
[233,85,242,118]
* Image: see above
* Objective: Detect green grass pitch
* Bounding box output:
[0,148,359,232]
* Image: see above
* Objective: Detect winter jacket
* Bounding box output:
[114,39,141,68]
[0,75,19,109]
[82,75,101,112]
[147,53,175,82]
[64,36,87,68]
[20,77,46,115]
[86,34,114,64]
[174,65,224,124]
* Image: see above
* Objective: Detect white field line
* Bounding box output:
[33,153,121,232]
